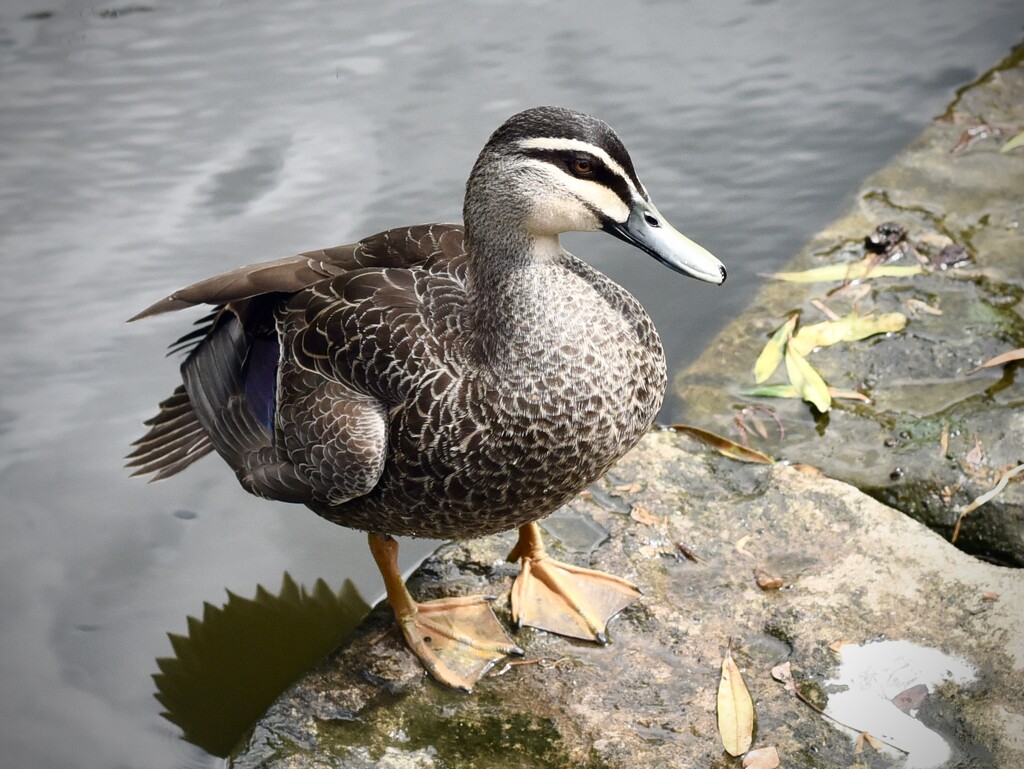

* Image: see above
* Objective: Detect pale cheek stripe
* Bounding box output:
[520,158,630,223]
[517,137,642,202]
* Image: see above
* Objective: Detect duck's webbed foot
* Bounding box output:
[369,534,523,691]
[507,522,641,643]
[396,594,523,691]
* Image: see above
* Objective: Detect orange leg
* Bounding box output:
[369,533,523,691]
[507,522,641,643]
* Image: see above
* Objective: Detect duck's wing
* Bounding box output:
[127,224,467,488]
[129,223,465,321]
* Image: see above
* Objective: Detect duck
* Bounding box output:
[127,106,725,691]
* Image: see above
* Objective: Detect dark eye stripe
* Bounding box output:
[522,148,634,212]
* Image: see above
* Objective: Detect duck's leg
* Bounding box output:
[507,522,640,643]
[368,533,523,691]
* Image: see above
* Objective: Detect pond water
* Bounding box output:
[0,0,1021,766]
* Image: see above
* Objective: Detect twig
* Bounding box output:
[952,462,1024,542]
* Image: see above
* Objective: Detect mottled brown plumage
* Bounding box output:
[129,106,725,689]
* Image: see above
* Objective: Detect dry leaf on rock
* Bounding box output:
[717,645,754,757]
[742,746,780,769]
[953,462,1024,542]
[855,732,885,752]
[675,541,706,564]
[754,568,784,590]
[828,639,856,654]
[770,661,797,696]
[735,535,754,559]
[629,506,660,527]
[892,683,929,714]
[669,424,774,464]
[967,347,1024,374]
[788,312,907,357]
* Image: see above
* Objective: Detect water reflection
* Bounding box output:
[154,575,369,757]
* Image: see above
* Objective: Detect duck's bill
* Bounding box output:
[604,200,726,284]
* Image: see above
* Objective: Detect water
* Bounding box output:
[0,0,1020,766]
[825,640,979,768]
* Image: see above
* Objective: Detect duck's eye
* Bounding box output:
[571,157,593,176]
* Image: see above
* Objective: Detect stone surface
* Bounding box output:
[674,43,1024,565]
[231,431,1024,768]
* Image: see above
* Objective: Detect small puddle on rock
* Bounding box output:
[825,639,976,768]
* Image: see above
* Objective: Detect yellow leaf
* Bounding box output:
[789,312,907,357]
[770,260,923,283]
[669,424,774,464]
[717,646,754,756]
[742,384,868,402]
[784,347,831,412]
[754,315,797,383]
[1001,129,1024,153]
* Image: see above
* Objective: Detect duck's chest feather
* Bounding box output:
[306,258,667,539]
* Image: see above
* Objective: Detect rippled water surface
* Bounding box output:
[1,0,1021,766]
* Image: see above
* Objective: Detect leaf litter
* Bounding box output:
[717,642,755,757]
[770,660,908,756]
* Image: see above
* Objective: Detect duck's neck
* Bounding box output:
[464,226,566,365]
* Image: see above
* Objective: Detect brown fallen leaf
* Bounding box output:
[939,422,949,458]
[965,436,985,467]
[854,732,866,754]
[717,645,754,757]
[828,639,856,654]
[953,462,1024,542]
[967,347,1024,374]
[669,424,774,464]
[675,541,706,564]
[614,482,642,494]
[629,505,660,527]
[770,661,796,696]
[742,746,780,769]
[892,683,929,714]
[754,568,784,590]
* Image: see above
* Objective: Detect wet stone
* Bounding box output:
[674,43,1024,566]
[231,432,1024,768]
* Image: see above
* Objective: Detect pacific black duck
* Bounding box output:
[128,106,725,690]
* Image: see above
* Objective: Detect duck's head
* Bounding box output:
[465,106,726,284]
